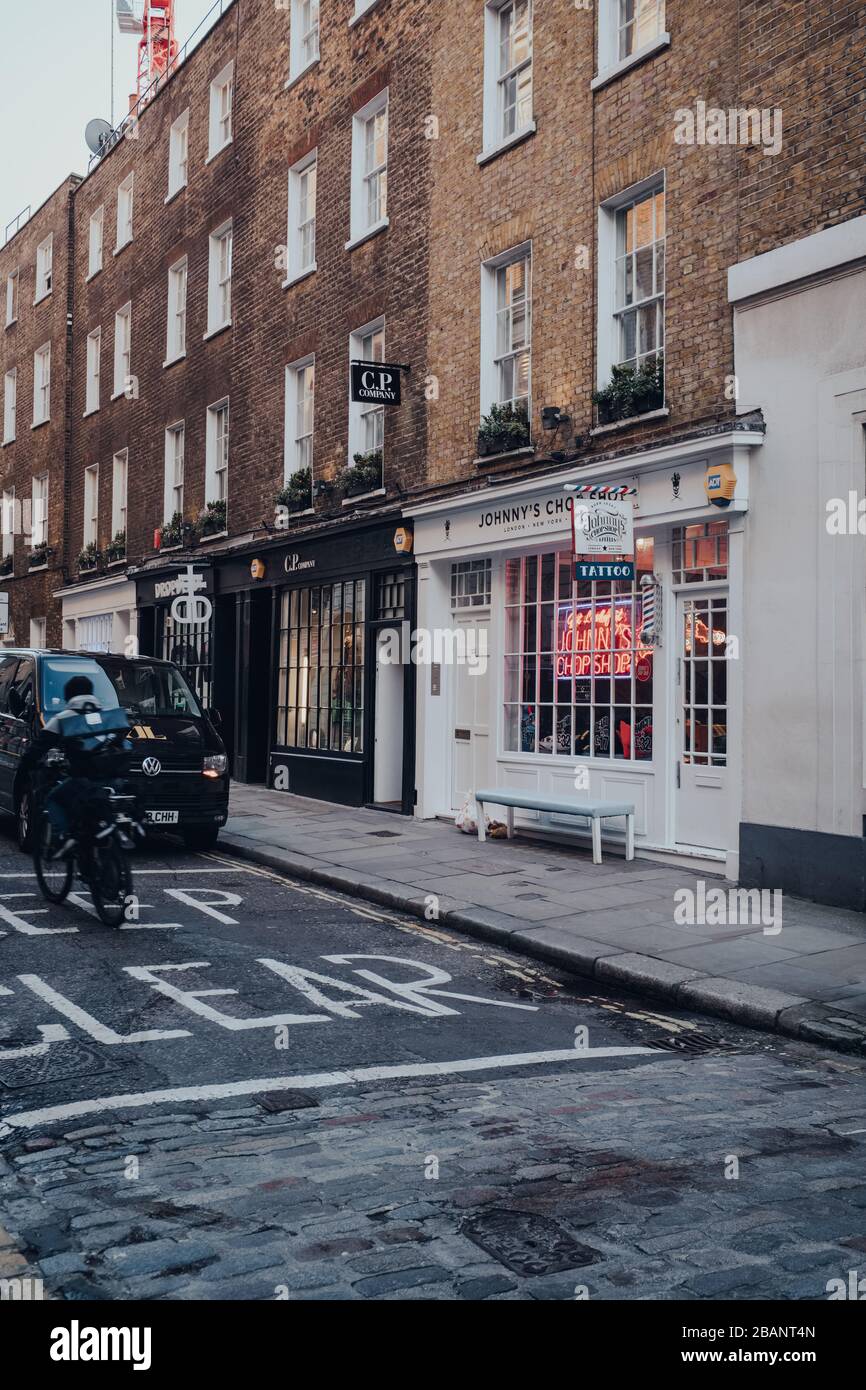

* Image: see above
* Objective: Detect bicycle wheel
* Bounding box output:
[33,815,74,904]
[90,837,133,928]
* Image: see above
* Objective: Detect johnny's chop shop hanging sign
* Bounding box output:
[572,494,635,581]
[351,361,406,407]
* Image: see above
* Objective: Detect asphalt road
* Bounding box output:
[1,828,866,1301]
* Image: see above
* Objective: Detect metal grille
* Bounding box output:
[376,571,405,621]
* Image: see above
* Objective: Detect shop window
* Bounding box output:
[504,547,655,761]
[78,613,112,654]
[672,521,728,584]
[162,610,212,708]
[451,559,492,609]
[376,572,405,621]
[276,581,366,754]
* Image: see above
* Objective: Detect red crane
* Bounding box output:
[117,0,179,109]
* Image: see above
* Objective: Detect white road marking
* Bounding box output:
[0,1044,657,1133]
[164,887,242,924]
[17,974,192,1045]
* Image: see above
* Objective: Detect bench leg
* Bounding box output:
[477,801,486,843]
[591,817,602,865]
[506,805,514,840]
[626,813,635,861]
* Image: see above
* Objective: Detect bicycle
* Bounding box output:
[32,747,143,928]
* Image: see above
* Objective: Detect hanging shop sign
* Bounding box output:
[571,487,636,581]
[351,360,409,407]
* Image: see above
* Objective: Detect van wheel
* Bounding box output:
[17,784,33,853]
[183,827,220,852]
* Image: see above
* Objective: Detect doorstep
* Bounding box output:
[221,782,866,1057]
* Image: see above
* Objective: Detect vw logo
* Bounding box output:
[142,757,162,777]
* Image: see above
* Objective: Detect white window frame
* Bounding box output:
[111,450,128,539]
[166,257,188,364]
[205,398,229,510]
[32,473,48,548]
[480,0,535,162]
[594,0,669,89]
[285,150,317,285]
[206,222,233,336]
[597,173,665,389]
[32,343,51,426]
[35,234,53,302]
[208,62,234,161]
[480,242,532,420]
[85,328,101,415]
[5,270,18,326]
[3,369,16,444]
[348,318,385,471]
[115,173,134,252]
[83,464,99,548]
[2,488,15,560]
[284,356,315,485]
[347,89,388,250]
[29,617,47,648]
[164,423,185,525]
[167,109,190,200]
[88,207,104,278]
[113,303,132,398]
[289,0,320,81]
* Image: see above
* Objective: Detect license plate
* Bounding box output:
[145,810,179,825]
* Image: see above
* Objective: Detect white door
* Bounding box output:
[451,615,491,811]
[675,590,730,850]
[373,628,404,804]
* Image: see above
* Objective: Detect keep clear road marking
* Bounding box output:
[0,1043,657,1135]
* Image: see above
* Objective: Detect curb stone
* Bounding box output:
[219,832,866,1058]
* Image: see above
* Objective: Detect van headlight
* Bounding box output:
[203,754,227,778]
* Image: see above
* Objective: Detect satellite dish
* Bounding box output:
[85,118,114,157]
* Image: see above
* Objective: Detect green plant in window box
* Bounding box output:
[0,554,12,577]
[160,511,185,549]
[477,402,532,458]
[592,354,665,425]
[106,529,126,563]
[28,542,51,570]
[342,450,382,498]
[77,541,101,572]
[196,498,227,537]
[276,468,312,515]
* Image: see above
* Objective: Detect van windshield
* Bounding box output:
[97,659,203,719]
[41,658,121,716]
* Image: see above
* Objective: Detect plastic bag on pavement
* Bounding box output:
[456,794,488,834]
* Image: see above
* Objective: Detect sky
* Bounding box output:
[0,0,222,238]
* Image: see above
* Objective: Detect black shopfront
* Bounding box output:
[135,563,216,711]
[214,519,417,813]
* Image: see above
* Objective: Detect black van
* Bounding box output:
[0,649,229,852]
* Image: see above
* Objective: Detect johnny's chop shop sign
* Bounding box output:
[351,362,402,406]
[572,497,635,581]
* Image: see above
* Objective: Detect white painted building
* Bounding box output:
[56,573,137,655]
[729,214,866,909]
[410,422,764,881]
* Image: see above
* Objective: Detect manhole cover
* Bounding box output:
[259,1090,320,1113]
[0,1040,121,1092]
[367,831,400,838]
[461,1208,599,1276]
[647,1032,737,1055]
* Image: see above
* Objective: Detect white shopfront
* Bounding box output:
[411,426,763,878]
[57,572,138,656]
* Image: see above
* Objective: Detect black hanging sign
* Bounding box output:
[350,360,408,406]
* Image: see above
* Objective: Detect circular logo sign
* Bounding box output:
[142,757,162,777]
[636,656,652,684]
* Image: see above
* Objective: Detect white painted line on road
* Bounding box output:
[0,1044,656,1133]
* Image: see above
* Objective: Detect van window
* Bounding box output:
[0,656,19,714]
[98,660,202,718]
[40,658,120,715]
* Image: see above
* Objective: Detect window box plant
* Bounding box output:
[196,498,227,538]
[476,402,531,458]
[106,529,126,563]
[342,450,382,498]
[28,543,51,570]
[276,468,312,515]
[0,554,12,577]
[592,354,665,425]
[159,511,186,549]
[78,541,101,572]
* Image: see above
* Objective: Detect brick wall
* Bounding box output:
[0,177,79,647]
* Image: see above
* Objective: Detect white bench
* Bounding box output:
[474,788,635,865]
